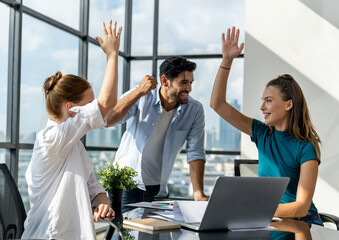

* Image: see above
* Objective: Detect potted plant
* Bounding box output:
[98,161,138,212]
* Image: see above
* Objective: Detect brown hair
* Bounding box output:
[267,74,321,159]
[43,72,91,120]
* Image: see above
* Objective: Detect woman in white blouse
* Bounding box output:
[22,20,122,239]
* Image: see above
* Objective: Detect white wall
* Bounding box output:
[242,0,339,216]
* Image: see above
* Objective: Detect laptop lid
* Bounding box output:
[196,176,289,231]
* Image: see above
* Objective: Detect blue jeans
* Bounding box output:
[122,185,168,213]
[297,210,324,226]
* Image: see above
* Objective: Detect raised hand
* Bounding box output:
[95,20,123,56]
[222,26,244,60]
[137,75,158,96]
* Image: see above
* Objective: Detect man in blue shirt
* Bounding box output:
[106,57,208,207]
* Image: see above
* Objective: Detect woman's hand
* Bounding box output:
[95,20,123,57]
[222,26,244,61]
[93,203,115,221]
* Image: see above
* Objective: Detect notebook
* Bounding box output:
[169,176,289,231]
[123,218,180,231]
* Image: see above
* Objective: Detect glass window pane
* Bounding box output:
[89,0,125,51]
[0,3,9,142]
[131,0,154,55]
[191,58,244,151]
[0,149,10,165]
[88,151,116,176]
[86,43,123,148]
[159,0,245,55]
[169,154,238,198]
[130,60,153,87]
[20,14,79,143]
[23,0,80,30]
[18,149,32,212]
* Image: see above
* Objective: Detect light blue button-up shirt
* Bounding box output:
[114,86,206,197]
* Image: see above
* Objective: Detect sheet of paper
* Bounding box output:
[173,201,208,223]
[150,211,180,221]
[125,201,173,210]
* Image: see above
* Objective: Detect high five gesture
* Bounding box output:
[222,27,244,61]
[210,27,252,136]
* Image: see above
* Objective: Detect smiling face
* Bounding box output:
[168,71,193,104]
[160,71,194,110]
[260,86,292,131]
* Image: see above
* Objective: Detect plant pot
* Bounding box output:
[108,189,124,215]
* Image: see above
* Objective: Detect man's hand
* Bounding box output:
[93,203,115,221]
[222,26,244,61]
[189,160,209,201]
[95,20,123,57]
[194,190,209,201]
[137,75,158,96]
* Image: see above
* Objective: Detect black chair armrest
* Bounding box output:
[319,213,339,230]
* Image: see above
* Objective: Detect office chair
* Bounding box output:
[233,159,339,230]
[0,164,27,239]
[234,159,258,177]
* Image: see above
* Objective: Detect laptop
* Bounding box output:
[173,176,289,231]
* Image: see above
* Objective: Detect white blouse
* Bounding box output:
[22,99,106,240]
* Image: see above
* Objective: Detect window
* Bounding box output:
[0,149,10,165]
[24,0,80,30]
[18,149,33,211]
[88,151,116,176]
[131,0,154,55]
[0,3,9,142]
[20,14,79,143]
[86,43,124,148]
[89,0,125,51]
[190,58,244,151]
[2,0,245,201]
[130,60,153,87]
[158,0,245,55]
[169,153,237,198]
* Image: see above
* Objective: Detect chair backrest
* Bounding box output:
[0,164,26,239]
[234,159,258,177]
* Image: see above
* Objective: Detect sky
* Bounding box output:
[0,0,245,144]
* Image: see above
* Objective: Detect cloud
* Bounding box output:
[158,0,245,55]
[131,0,154,55]
[89,0,125,49]
[24,0,80,30]
[51,49,78,74]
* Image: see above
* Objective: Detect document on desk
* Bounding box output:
[173,201,208,223]
[125,201,173,210]
[151,201,208,224]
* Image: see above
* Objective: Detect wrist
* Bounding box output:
[221,58,233,68]
[193,189,204,197]
[106,51,119,58]
[135,87,146,97]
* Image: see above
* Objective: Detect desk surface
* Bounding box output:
[105,207,339,240]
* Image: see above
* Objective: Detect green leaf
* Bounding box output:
[98,161,138,191]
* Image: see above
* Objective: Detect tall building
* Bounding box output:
[219,99,241,151]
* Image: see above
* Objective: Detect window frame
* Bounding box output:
[0,0,242,183]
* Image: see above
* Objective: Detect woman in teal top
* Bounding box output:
[210,27,322,225]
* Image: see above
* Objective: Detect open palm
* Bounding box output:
[222,27,244,60]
